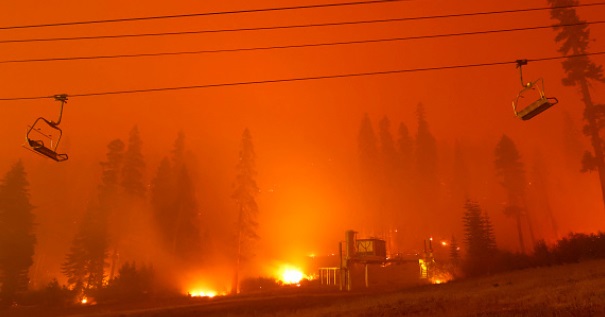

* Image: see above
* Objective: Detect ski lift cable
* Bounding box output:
[0,51,603,102]
[1,20,604,65]
[1,2,603,43]
[0,0,413,31]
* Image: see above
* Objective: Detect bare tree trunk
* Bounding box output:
[231,206,243,294]
[580,78,605,211]
[516,212,526,253]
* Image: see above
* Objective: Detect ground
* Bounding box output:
[5,259,605,316]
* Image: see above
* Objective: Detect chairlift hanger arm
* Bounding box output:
[516,59,528,87]
[52,94,67,126]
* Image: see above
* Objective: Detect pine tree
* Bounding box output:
[415,103,438,185]
[151,157,175,247]
[232,128,259,294]
[549,0,605,211]
[150,133,200,260]
[99,139,125,281]
[62,204,109,298]
[449,235,460,266]
[494,134,532,253]
[121,126,146,198]
[357,113,380,230]
[117,125,148,269]
[378,116,399,224]
[482,212,497,252]
[396,122,414,184]
[415,104,438,231]
[462,200,488,258]
[462,200,497,276]
[63,140,122,297]
[0,161,35,304]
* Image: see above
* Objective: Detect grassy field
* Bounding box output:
[6,259,605,316]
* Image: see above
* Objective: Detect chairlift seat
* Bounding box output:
[32,145,68,162]
[27,139,44,149]
[516,97,558,121]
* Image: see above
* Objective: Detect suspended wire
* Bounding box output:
[1,51,603,102]
[2,2,604,43]
[1,20,603,65]
[0,0,410,30]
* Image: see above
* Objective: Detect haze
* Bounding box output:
[0,0,604,294]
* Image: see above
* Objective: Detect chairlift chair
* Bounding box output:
[24,94,69,162]
[512,60,558,120]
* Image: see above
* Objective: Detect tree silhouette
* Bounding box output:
[0,161,35,305]
[62,203,108,300]
[549,0,605,210]
[115,126,148,274]
[378,116,399,224]
[415,103,438,185]
[462,200,496,259]
[63,140,123,297]
[150,133,201,260]
[231,128,259,294]
[462,200,496,275]
[151,157,174,247]
[396,121,414,184]
[415,104,438,232]
[99,139,126,281]
[121,126,146,198]
[494,134,532,253]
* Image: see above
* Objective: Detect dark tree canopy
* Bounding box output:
[150,133,201,260]
[549,0,605,212]
[232,128,259,294]
[0,161,35,304]
[121,126,146,198]
[494,134,530,253]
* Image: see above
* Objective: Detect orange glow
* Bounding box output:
[431,272,454,285]
[276,265,308,285]
[441,241,448,247]
[188,290,218,298]
[80,297,88,304]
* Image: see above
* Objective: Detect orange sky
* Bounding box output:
[1,0,605,288]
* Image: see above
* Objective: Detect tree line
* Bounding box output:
[0,127,259,307]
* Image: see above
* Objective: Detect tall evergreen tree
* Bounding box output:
[378,116,399,224]
[63,140,123,296]
[116,126,147,273]
[415,104,438,232]
[549,0,605,210]
[357,113,380,231]
[462,200,493,258]
[232,128,259,294]
[396,122,414,183]
[151,157,175,247]
[99,139,125,281]
[494,134,532,253]
[150,133,200,260]
[462,200,496,276]
[62,204,109,298]
[0,161,35,304]
[415,103,438,184]
[449,235,460,266]
[121,126,146,198]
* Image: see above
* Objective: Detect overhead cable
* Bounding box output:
[0,0,409,30]
[2,2,604,42]
[0,51,603,102]
[1,20,603,64]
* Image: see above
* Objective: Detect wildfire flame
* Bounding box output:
[189,290,217,298]
[431,271,453,285]
[80,297,88,304]
[276,265,308,285]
